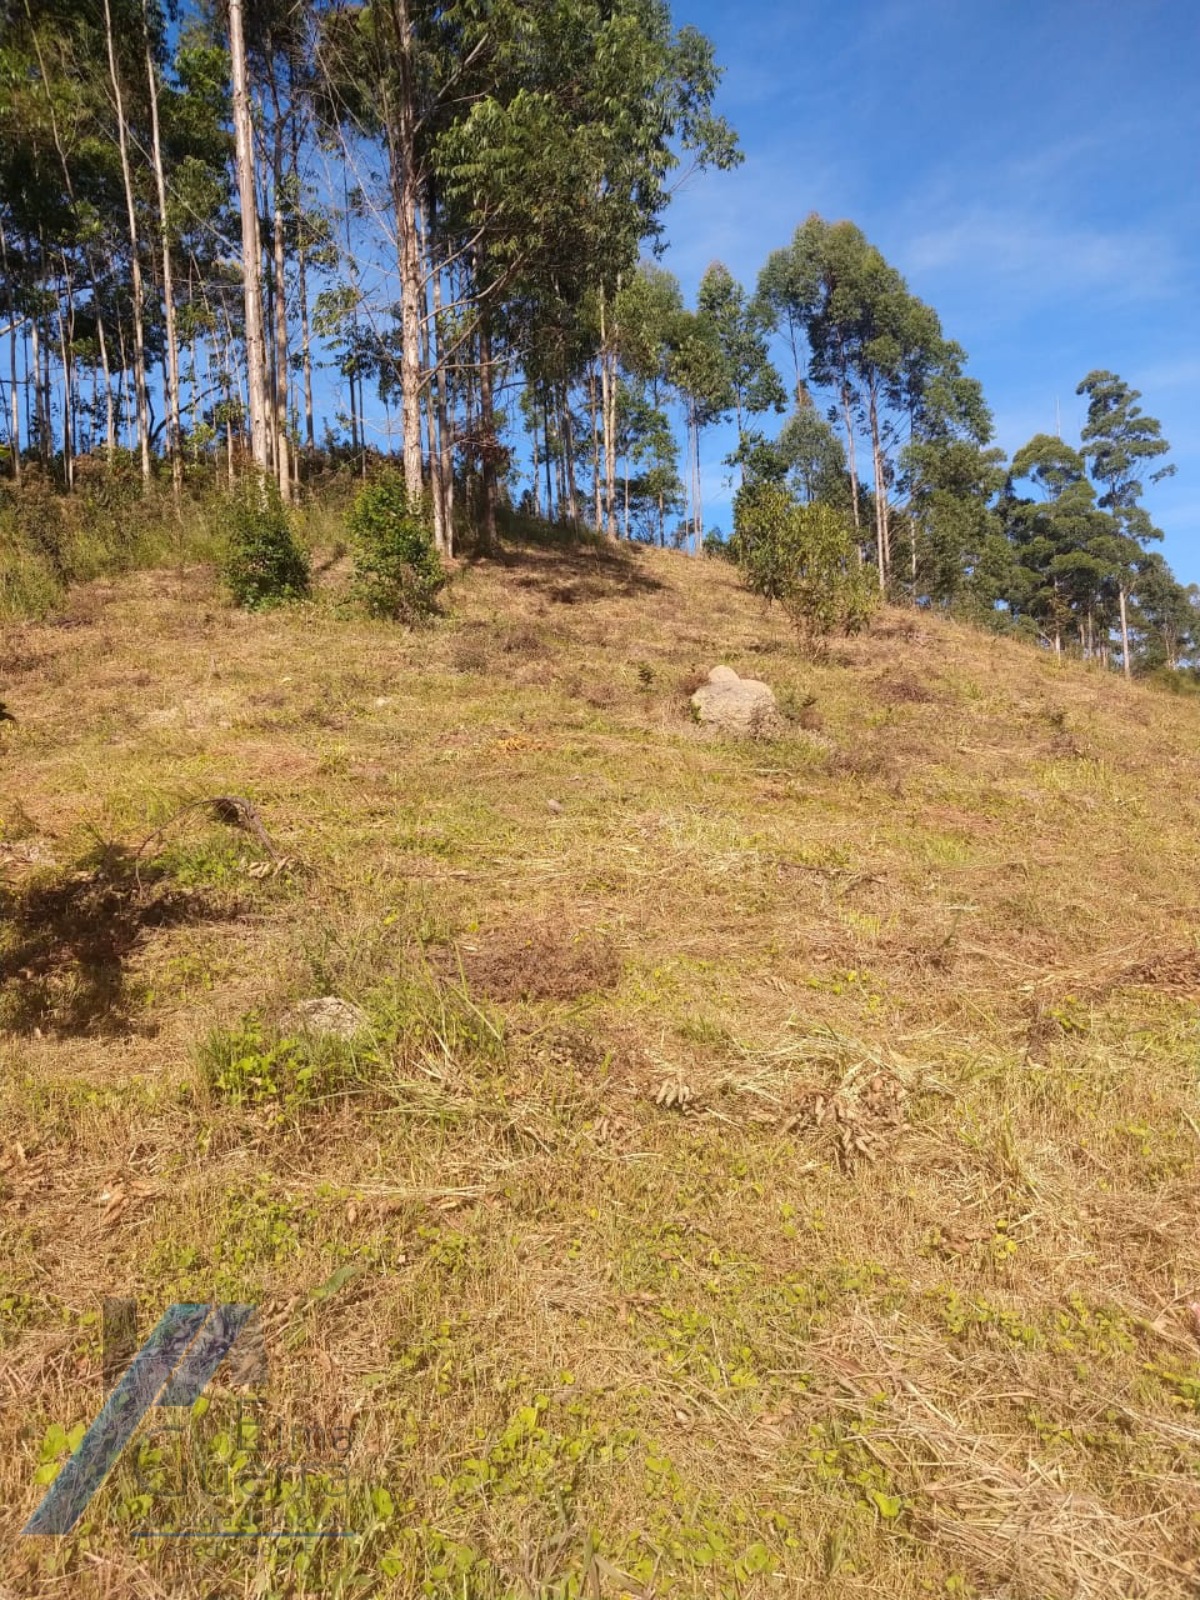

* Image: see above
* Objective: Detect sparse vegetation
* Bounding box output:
[4,533,1200,1596]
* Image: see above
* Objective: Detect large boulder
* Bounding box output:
[691,665,781,737]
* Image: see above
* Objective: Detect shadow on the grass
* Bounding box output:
[467,512,667,603]
[0,845,237,1037]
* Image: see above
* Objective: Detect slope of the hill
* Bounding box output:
[2,533,1200,1598]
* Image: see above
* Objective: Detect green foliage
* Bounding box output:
[0,471,221,619]
[733,481,876,649]
[702,529,736,562]
[195,1015,371,1115]
[219,478,310,610]
[347,476,445,622]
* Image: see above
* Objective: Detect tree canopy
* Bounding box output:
[0,4,1189,674]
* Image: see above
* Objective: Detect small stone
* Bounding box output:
[547,798,564,815]
[285,997,368,1041]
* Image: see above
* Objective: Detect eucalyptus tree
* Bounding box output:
[227,0,270,475]
[1003,434,1118,658]
[775,397,850,507]
[307,0,740,547]
[0,0,170,483]
[1132,553,1197,672]
[142,0,183,503]
[696,261,784,480]
[1076,370,1175,677]
[616,378,683,542]
[432,2,739,546]
[757,215,869,535]
[666,306,732,548]
[614,263,684,540]
[901,357,1003,604]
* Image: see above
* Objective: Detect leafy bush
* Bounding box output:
[347,476,445,621]
[219,476,310,609]
[733,483,876,650]
[702,529,736,562]
[1143,665,1200,696]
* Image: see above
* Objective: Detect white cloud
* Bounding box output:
[903,210,1179,309]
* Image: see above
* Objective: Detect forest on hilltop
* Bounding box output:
[0,0,1192,676]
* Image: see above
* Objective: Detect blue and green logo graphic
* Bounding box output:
[24,1303,262,1536]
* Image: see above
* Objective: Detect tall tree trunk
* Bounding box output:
[432,247,454,553]
[297,233,314,456]
[463,327,476,517]
[909,511,918,602]
[838,367,860,533]
[562,381,579,525]
[114,313,128,452]
[96,313,115,461]
[55,261,74,492]
[599,285,617,537]
[290,113,314,459]
[104,0,151,485]
[0,218,20,485]
[270,110,292,502]
[421,305,442,549]
[867,379,887,591]
[543,392,554,520]
[530,408,540,518]
[228,0,270,476]
[684,398,704,550]
[691,402,703,550]
[261,158,278,476]
[383,0,425,501]
[417,204,444,553]
[478,321,498,552]
[1118,584,1132,680]
[30,314,49,467]
[588,360,602,531]
[144,10,183,508]
[606,344,619,536]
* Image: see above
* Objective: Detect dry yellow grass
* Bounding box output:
[3,533,1200,1598]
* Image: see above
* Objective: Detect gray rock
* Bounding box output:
[690,665,781,737]
[285,997,368,1041]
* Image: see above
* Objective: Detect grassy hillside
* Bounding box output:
[3,533,1200,1598]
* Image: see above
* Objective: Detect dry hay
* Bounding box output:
[454,918,623,1003]
[873,668,941,705]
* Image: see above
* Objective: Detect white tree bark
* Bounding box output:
[228,0,270,476]
[104,0,151,484]
[144,16,182,505]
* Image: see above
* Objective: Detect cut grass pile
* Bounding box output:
[2,534,1200,1598]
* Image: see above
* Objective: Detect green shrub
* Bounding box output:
[219,477,310,609]
[733,483,876,650]
[1143,665,1200,696]
[702,529,736,562]
[347,475,445,621]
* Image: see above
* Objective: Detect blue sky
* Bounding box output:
[659,0,1200,578]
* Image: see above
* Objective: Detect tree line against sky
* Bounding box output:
[0,0,1190,673]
